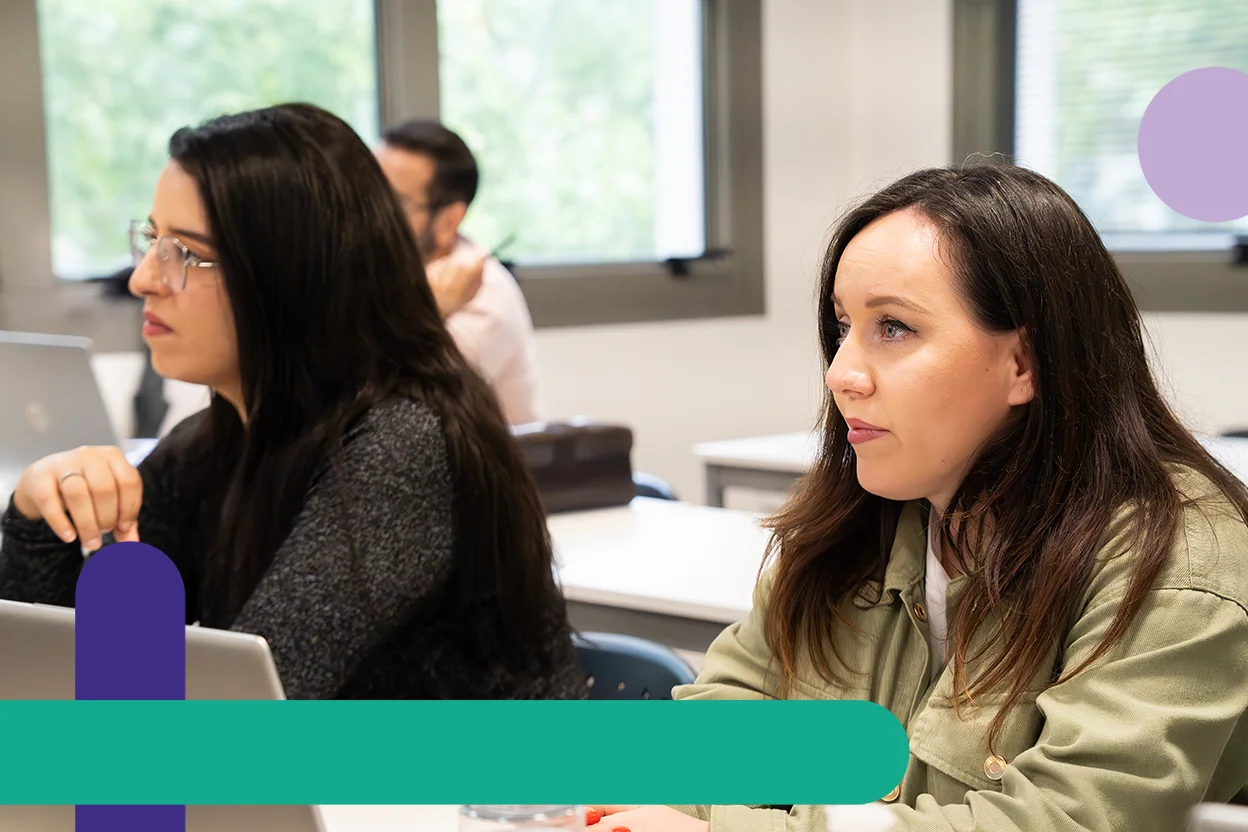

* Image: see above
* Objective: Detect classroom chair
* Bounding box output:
[632,471,678,501]
[572,632,696,700]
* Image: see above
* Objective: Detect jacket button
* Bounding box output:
[882,785,901,803]
[984,754,1007,781]
[912,602,928,622]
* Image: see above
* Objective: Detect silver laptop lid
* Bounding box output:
[0,331,120,473]
[0,599,327,832]
[0,598,285,701]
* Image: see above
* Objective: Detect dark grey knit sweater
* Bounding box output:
[0,397,587,700]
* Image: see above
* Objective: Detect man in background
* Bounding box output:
[377,119,539,426]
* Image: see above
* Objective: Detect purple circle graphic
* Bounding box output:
[1137,66,1248,223]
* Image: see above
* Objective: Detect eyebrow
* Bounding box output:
[831,294,930,315]
[149,216,216,249]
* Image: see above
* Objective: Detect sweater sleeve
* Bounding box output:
[0,413,198,609]
[227,398,456,700]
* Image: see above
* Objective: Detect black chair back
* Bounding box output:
[572,632,696,700]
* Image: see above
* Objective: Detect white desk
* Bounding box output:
[694,431,1248,507]
[549,497,770,652]
[1189,802,1248,831]
[320,805,457,832]
[551,497,766,624]
[693,432,813,507]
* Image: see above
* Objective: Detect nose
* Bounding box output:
[826,338,874,400]
[128,248,169,299]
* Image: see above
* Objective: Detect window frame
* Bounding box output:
[0,0,764,351]
[951,0,1248,313]
[378,0,765,327]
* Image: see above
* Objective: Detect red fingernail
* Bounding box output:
[585,809,601,826]
[610,827,631,832]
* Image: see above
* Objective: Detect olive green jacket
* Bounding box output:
[673,480,1248,831]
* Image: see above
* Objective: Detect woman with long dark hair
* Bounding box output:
[0,103,585,700]
[591,164,1248,830]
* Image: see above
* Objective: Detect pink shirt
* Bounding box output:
[441,238,540,425]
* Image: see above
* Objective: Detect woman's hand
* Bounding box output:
[13,446,142,550]
[586,805,710,832]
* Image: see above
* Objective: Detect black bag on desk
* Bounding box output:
[511,420,635,513]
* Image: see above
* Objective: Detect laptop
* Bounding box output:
[0,599,328,832]
[0,331,159,503]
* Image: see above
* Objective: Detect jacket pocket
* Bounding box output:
[906,691,1045,799]
[784,670,871,700]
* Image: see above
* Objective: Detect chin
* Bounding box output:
[148,353,209,388]
[147,349,172,377]
[854,462,925,502]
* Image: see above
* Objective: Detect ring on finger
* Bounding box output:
[59,470,85,485]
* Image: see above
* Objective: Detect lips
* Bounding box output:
[845,417,889,445]
[142,311,173,337]
[845,418,885,432]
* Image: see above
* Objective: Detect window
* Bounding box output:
[36,0,379,280]
[1013,0,1248,249]
[378,0,763,326]
[952,0,1248,312]
[1,0,762,336]
[437,0,706,266]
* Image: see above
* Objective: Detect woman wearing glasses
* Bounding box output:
[0,102,586,700]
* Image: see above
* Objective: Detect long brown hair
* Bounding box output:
[764,164,1248,747]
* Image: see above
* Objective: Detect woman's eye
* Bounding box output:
[879,317,913,340]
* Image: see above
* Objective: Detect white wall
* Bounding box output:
[89,0,1248,498]
[1143,314,1248,433]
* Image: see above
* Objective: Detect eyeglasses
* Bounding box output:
[129,220,217,292]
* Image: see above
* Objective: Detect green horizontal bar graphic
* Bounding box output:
[0,700,907,805]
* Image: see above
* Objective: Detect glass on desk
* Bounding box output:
[458,805,585,831]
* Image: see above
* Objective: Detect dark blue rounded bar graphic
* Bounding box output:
[75,542,187,832]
